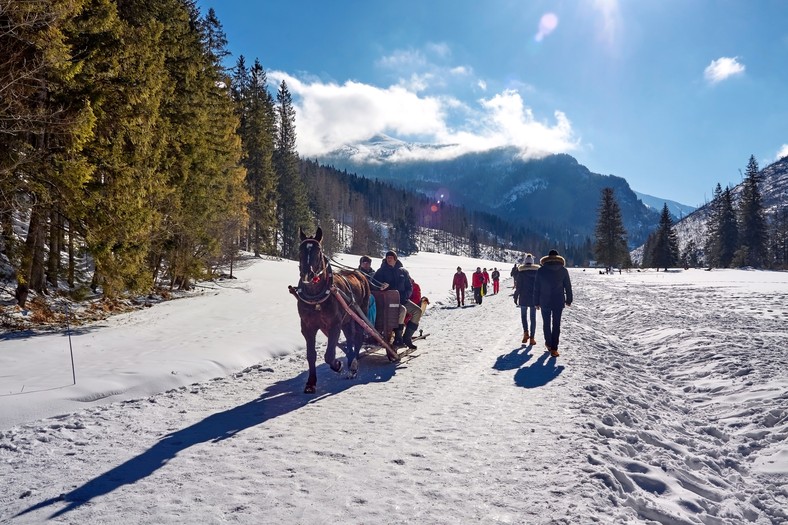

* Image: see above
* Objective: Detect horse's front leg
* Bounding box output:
[325,324,343,374]
[342,322,362,378]
[302,324,319,394]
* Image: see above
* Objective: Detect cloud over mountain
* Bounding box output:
[269,71,580,162]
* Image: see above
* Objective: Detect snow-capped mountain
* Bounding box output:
[318,135,660,247]
[633,191,696,221]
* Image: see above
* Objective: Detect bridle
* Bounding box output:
[295,238,334,305]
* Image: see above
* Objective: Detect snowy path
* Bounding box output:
[1,264,786,524]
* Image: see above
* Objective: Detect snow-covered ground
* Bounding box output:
[1,253,786,524]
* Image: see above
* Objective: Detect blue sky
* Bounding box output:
[197,0,788,207]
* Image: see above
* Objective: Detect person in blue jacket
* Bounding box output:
[357,255,377,327]
[534,249,573,357]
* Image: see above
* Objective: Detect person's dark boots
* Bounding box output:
[403,322,419,350]
[393,324,404,347]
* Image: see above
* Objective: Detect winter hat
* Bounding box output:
[457,266,462,271]
[524,254,534,265]
[385,250,397,259]
[360,255,372,264]
[548,249,559,257]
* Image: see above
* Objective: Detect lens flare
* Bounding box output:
[535,12,559,42]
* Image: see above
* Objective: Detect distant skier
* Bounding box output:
[513,254,539,346]
[534,249,573,357]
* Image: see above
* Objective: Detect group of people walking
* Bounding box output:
[452,266,502,306]
[452,249,573,357]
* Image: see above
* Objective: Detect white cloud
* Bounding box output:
[477,80,488,91]
[269,72,579,162]
[704,57,745,84]
[777,144,788,160]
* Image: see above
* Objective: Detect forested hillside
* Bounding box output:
[1,1,588,311]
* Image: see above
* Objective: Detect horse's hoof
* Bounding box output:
[349,358,359,375]
[330,359,343,373]
[304,385,316,394]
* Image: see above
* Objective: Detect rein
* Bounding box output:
[329,255,386,289]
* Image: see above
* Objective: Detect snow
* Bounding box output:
[1,253,787,524]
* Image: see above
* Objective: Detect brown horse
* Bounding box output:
[292,227,371,394]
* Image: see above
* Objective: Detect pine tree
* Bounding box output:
[648,204,679,271]
[768,206,788,269]
[235,58,278,256]
[717,187,738,267]
[736,155,768,267]
[79,0,174,296]
[3,0,99,305]
[703,183,724,267]
[274,80,311,258]
[593,187,629,271]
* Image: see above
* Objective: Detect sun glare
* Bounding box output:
[535,12,559,42]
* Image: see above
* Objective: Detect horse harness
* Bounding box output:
[292,239,360,322]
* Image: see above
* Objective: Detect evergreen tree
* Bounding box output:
[768,206,788,269]
[679,239,701,269]
[736,155,768,267]
[79,0,169,296]
[274,80,311,258]
[593,187,629,271]
[235,58,277,256]
[703,183,724,267]
[717,187,738,267]
[3,0,99,305]
[648,203,680,271]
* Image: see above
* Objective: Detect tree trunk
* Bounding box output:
[47,207,59,288]
[15,204,46,307]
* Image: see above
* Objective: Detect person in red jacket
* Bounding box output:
[403,277,421,325]
[452,266,468,307]
[482,268,490,296]
[471,267,485,305]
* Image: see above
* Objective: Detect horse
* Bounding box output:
[291,227,371,394]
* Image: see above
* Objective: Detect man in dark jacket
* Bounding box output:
[373,250,422,349]
[534,249,573,357]
[513,254,539,345]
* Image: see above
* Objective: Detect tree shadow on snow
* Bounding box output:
[514,351,564,388]
[16,356,399,520]
[493,345,533,371]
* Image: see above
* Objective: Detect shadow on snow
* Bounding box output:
[16,356,399,520]
[493,345,533,371]
[514,351,564,388]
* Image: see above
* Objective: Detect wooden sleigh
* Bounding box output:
[333,289,429,361]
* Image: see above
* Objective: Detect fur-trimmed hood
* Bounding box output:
[539,254,566,266]
[517,263,540,272]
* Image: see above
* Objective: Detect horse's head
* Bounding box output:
[298,227,325,284]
